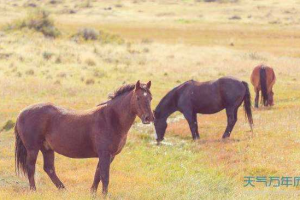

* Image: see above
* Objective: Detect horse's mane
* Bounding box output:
[98,84,135,106]
[154,81,191,118]
[108,84,135,100]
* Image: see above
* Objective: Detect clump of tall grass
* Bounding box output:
[246,52,267,61]
[73,28,124,44]
[85,58,96,66]
[76,28,99,40]
[1,120,15,131]
[195,0,239,2]
[4,9,60,38]
[25,69,35,75]
[86,78,95,85]
[43,51,54,60]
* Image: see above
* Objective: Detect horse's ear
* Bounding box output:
[146,81,151,89]
[135,80,141,90]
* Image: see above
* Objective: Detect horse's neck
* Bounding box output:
[156,98,177,120]
[109,92,136,132]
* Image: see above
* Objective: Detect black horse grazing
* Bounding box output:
[154,77,253,142]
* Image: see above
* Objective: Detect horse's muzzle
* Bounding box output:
[156,138,164,145]
[142,114,154,124]
[142,120,151,124]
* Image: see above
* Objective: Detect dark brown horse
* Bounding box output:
[251,65,276,107]
[153,77,253,142]
[14,81,154,195]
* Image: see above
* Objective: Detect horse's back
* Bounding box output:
[266,67,276,87]
[16,103,98,157]
[18,102,56,121]
[179,77,245,114]
[17,103,61,124]
[215,77,246,106]
[251,65,275,88]
[251,65,262,87]
[16,103,61,149]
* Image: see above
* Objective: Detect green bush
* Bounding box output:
[77,28,99,40]
[4,9,60,38]
[100,31,124,45]
[43,51,54,60]
[73,28,124,44]
[1,120,15,132]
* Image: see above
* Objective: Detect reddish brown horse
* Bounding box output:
[14,81,154,195]
[251,65,276,107]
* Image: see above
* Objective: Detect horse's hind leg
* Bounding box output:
[255,89,260,108]
[27,150,39,190]
[91,161,101,193]
[41,147,65,189]
[222,107,237,139]
[182,110,200,140]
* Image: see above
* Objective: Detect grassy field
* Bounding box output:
[1,0,300,199]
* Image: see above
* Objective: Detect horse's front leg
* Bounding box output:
[99,151,111,195]
[255,89,259,108]
[91,151,111,196]
[183,110,200,140]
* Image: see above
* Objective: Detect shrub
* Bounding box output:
[77,28,99,41]
[100,31,124,44]
[54,80,61,85]
[93,69,106,78]
[196,0,239,2]
[85,58,96,66]
[25,69,35,75]
[1,120,15,131]
[86,79,95,85]
[73,28,124,44]
[55,55,62,63]
[141,38,153,44]
[43,51,54,60]
[4,9,60,38]
[247,52,267,61]
[229,15,241,20]
[84,0,92,8]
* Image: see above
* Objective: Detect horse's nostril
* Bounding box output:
[145,116,149,121]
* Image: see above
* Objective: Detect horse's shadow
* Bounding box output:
[254,106,275,111]
[196,138,243,145]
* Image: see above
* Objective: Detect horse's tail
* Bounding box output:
[242,81,253,132]
[15,123,28,177]
[260,66,268,106]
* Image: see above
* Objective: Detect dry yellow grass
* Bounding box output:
[1,0,300,199]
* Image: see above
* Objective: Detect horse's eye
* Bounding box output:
[137,96,140,101]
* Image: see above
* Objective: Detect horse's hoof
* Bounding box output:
[90,188,97,194]
[102,191,109,199]
[58,185,66,190]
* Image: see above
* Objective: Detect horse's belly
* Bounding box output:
[45,135,97,158]
[197,107,224,114]
[194,100,224,114]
